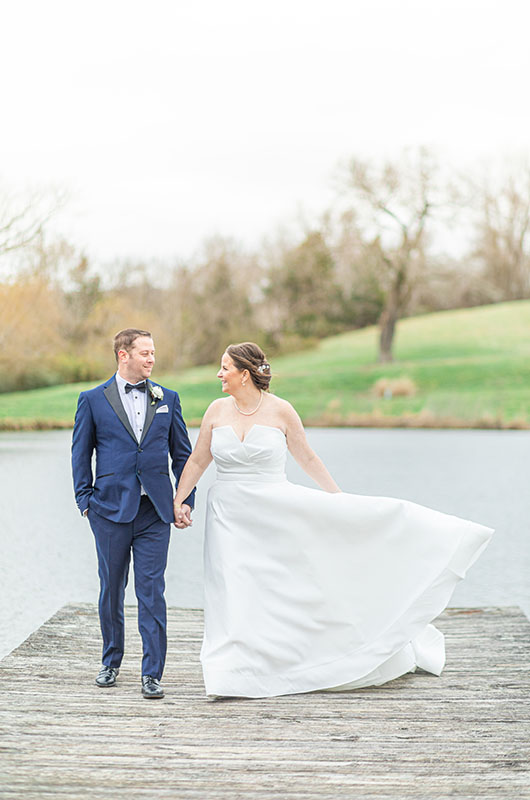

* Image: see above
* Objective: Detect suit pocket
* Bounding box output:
[159,471,169,476]
[96,472,115,479]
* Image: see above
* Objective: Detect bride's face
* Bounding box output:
[217,353,243,394]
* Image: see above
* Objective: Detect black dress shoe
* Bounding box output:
[142,675,164,699]
[95,665,119,687]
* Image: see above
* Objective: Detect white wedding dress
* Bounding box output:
[200,425,493,698]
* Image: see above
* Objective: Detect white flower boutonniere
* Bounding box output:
[149,384,164,405]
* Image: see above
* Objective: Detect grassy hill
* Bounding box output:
[1,300,530,430]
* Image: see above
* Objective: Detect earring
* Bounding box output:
[242,381,246,386]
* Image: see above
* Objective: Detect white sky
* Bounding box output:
[1,0,529,265]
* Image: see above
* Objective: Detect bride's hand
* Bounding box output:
[174,502,193,529]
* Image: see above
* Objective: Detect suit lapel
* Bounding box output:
[103,377,137,443]
[140,380,157,445]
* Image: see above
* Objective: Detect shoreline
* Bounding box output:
[1,415,529,432]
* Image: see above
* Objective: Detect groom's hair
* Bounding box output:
[113,328,152,362]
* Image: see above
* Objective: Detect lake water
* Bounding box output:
[1,428,528,659]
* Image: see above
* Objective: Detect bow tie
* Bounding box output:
[124,381,147,393]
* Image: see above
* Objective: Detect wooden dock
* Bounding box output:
[0,605,529,799]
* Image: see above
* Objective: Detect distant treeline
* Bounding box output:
[1,149,530,392]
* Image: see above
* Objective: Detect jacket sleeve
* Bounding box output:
[71,392,96,515]
[168,391,196,510]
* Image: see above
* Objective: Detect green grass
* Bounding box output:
[2,300,530,429]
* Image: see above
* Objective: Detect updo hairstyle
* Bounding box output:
[226,342,272,392]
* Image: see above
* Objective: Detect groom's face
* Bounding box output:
[118,336,155,383]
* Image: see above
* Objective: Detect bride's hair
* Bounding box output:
[226,342,272,391]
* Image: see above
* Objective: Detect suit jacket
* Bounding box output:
[71,376,195,524]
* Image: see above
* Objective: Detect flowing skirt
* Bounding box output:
[201,478,493,698]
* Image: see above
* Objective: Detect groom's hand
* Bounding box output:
[174,502,192,529]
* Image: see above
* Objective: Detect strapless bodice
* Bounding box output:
[210,425,287,481]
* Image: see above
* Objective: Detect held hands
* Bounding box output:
[174,502,193,529]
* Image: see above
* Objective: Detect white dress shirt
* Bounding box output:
[115,372,148,440]
[115,371,148,494]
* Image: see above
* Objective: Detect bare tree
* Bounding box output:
[340,149,437,362]
[472,165,530,301]
[0,185,65,266]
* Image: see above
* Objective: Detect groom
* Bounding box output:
[71,328,195,699]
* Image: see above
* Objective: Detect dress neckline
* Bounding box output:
[212,424,285,444]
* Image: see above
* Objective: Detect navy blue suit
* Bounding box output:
[71,375,195,678]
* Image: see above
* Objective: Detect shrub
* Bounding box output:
[373,377,417,398]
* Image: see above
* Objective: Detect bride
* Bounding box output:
[173,342,493,699]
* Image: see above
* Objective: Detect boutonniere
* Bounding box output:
[148,383,164,405]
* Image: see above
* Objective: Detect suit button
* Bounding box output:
[138,448,143,453]
[137,469,141,474]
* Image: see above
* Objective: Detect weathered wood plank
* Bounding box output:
[0,605,529,799]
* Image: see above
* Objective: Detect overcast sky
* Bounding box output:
[1,0,529,265]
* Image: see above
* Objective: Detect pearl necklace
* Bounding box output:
[232,391,264,416]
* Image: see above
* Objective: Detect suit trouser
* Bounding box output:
[88,496,170,679]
